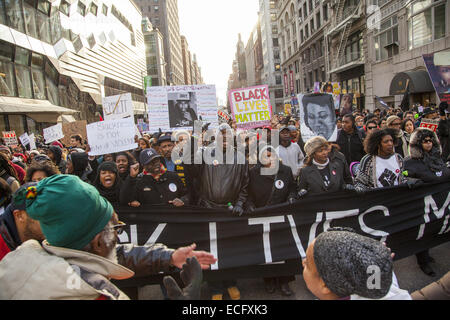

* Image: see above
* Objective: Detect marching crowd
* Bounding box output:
[0,101,449,300]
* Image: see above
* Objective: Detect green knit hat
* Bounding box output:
[17,174,113,250]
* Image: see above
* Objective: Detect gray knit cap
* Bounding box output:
[314,228,393,299]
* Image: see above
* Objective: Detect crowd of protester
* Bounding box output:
[0,101,449,300]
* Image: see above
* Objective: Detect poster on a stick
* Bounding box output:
[86,118,137,156]
[147,85,219,132]
[61,120,87,147]
[419,119,439,132]
[102,93,134,121]
[2,131,18,147]
[228,85,272,129]
[19,133,30,147]
[29,133,36,150]
[423,51,450,104]
[297,93,337,142]
[43,123,64,144]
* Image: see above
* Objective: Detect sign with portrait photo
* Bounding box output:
[147,85,219,132]
[423,51,450,104]
[339,93,354,116]
[297,93,337,142]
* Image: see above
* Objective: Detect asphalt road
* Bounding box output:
[137,241,450,300]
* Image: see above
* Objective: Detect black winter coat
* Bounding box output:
[297,157,349,195]
[403,158,450,183]
[336,129,365,165]
[437,118,450,161]
[247,162,297,208]
[120,171,188,206]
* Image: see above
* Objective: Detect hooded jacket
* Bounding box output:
[68,152,93,184]
[403,128,450,183]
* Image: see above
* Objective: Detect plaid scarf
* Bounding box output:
[143,164,167,181]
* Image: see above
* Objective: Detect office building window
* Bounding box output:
[23,2,38,38]
[77,2,86,16]
[102,4,108,16]
[59,0,70,16]
[89,3,98,16]
[408,0,446,50]
[0,41,16,97]
[31,53,46,99]
[154,5,159,12]
[375,16,399,61]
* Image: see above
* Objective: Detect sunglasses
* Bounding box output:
[367,126,377,130]
[106,221,127,235]
[422,139,433,144]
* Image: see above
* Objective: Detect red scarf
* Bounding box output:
[143,164,167,181]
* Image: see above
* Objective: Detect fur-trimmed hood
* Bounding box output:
[409,128,441,159]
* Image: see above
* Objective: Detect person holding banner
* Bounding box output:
[297,137,353,196]
[246,146,297,296]
[403,128,450,277]
[354,128,407,193]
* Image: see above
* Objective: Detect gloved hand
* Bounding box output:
[232,204,244,217]
[406,178,424,189]
[246,203,256,213]
[439,102,448,116]
[163,257,203,300]
[297,189,308,198]
[343,184,355,191]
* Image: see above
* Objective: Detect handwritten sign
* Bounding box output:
[102,93,134,121]
[86,118,137,156]
[19,133,30,147]
[43,123,64,144]
[29,133,37,150]
[61,120,87,147]
[228,85,273,129]
[419,119,439,132]
[2,131,18,146]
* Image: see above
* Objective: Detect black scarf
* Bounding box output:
[94,162,122,204]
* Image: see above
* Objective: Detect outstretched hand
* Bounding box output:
[163,257,203,300]
[170,243,217,270]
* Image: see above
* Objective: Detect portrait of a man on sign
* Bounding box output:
[298,93,337,142]
[168,92,198,128]
[423,51,450,103]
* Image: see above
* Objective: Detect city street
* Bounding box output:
[138,242,450,300]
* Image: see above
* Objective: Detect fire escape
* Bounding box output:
[324,0,363,80]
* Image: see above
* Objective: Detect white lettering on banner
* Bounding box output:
[287,215,306,259]
[323,209,360,232]
[367,265,381,290]
[248,216,285,263]
[209,222,219,270]
[131,224,138,245]
[118,230,130,244]
[417,193,450,240]
[144,223,167,245]
[308,212,323,246]
[359,206,390,243]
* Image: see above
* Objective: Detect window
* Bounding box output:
[323,4,328,21]
[31,54,46,99]
[374,16,399,61]
[23,1,38,38]
[0,1,6,25]
[45,60,59,105]
[77,2,86,16]
[275,75,282,85]
[89,3,98,16]
[5,0,26,33]
[273,38,279,46]
[408,0,446,50]
[102,4,108,16]
[59,0,70,16]
[154,5,159,12]
[275,89,284,98]
[0,59,16,96]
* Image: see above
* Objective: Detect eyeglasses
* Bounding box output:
[106,221,127,235]
[422,139,433,144]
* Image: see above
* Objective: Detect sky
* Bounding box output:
[178,0,260,106]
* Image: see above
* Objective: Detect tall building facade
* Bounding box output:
[180,35,192,85]
[259,0,284,113]
[0,0,146,135]
[142,17,167,87]
[135,0,184,85]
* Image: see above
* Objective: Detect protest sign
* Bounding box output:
[86,118,137,156]
[423,51,450,104]
[218,109,230,122]
[339,93,354,116]
[419,119,439,132]
[314,82,341,110]
[297,93,337,142]
[28,133,36,150]
[102,93,134,121]
[2,131,18,147]
[147,85,219,132]
[112,181,450,285]
[61,120,87,147]
[229,85,272,129]
[19,133,30,147]
[43,123,64,144]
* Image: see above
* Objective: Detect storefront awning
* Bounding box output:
[0,96,79,115]
[389,70,435,95]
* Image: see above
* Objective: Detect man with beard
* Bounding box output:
[120,148,188,207]
[0,175,216,299]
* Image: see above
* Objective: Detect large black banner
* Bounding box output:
[113,182,450,286]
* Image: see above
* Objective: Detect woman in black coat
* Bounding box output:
[245,146,297,297]
[298,136,353,195]
[403,128,450,277]
[93,161,122,205]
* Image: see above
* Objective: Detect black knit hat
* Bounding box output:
[314,228,393,299]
